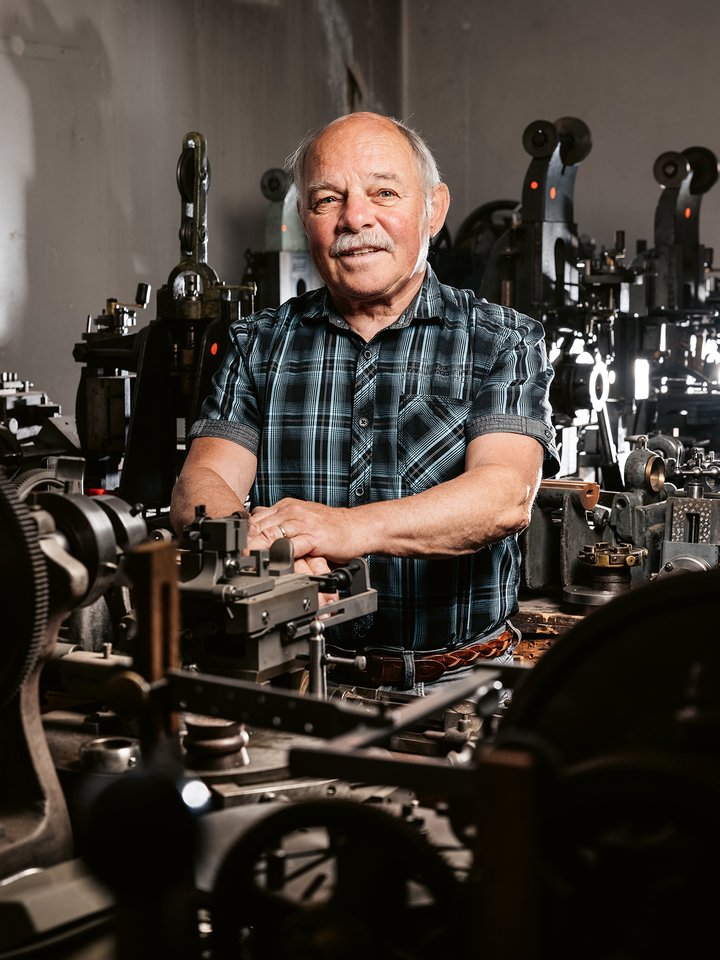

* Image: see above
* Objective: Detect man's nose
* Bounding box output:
[338,192,375,231]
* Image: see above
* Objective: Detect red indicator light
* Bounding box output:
[549,186,557,200]
[281,223,288,232]
[685,207,692,219]
[210,341,219,356]
[530,180,539,190]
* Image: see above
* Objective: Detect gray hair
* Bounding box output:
[285,113,442,215]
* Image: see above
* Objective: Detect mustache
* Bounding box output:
[329,230,396,257]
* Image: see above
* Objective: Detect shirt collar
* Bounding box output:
[300,263,447,329]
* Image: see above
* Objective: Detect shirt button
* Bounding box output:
[359,416,369,427]
[363,350,372,360]
[355,487,365,498]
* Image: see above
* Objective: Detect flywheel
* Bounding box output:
[0,470,49,707]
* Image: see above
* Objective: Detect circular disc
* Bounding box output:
[554,117,593,165]
[0,472,49,706]
[522,119,558,159]
[260,168,290,202]
[683,145,719,195]
[653,151,690,188]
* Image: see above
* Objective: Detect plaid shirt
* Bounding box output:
[189,265,559,653]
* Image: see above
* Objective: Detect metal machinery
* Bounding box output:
[472,118,720,487]
[0,471,147,881]
[446,118,720,612]
[240,166,323,312]
[3,118,720,960]
[1,477,719,960]
[0,372,80,482]
[477,116,634,488]
[628,146,720,449]
[73,133,256,518]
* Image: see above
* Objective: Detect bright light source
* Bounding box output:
[181,778,212,811]
[635,358,650,400]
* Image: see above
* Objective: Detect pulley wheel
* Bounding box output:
[500,566,720,768]
[682,145,719,195]
[210,798,463,960]
[177,146,211,202]
[454,199,518,250]
[653,150,690,189]
[261,167,290,202]
[0,471,49,707]
[522,119,558,159]
[554,117,592,166]
[539,751,720,959]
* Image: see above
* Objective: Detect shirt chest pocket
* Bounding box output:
[397,394,473,493]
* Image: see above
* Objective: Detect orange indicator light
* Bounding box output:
[685,207,692,219]
[549,186,557,200]
[530,180,539,190]
[210,342,219,356]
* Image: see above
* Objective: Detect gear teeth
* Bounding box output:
[0,472,50,705]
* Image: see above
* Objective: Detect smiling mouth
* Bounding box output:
[338,246,383,257]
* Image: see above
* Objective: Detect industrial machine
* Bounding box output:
[1,475,718,959]
[240,166,323,312]
[73,133,256,517]
[522,435,720,612]
[450,119,720,496]
[5,115,720,958]
[628,145,720,449]
[0,372,80,482]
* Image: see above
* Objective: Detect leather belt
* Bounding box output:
[335,628,515,688]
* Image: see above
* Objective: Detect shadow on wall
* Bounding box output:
[2,0,134,415]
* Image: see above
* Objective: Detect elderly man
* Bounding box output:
[170,111,559,694]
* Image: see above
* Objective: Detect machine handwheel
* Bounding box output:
[0,471,49,706]
[653,150,689,189]
[522,119,558,158]
[210,797,464,960]
[498,568,720,956]
[500,567,720,766]
[683,145,719,195]
[542,751,720,959]
[554,116,592,166]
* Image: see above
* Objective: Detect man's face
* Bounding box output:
[299,114,447,314]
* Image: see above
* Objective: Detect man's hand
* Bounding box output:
[245,431,544,562]
[292,555,340,607]
[244,527,340,608]
[247,499,359,565]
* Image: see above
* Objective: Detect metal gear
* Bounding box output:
[0,470,49,707]
[210,797,464,960]
[498,567,720,959]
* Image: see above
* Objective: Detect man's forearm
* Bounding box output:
[353,462,538,559]
[169,469,248,536]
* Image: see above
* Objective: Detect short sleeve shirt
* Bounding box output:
[189,265,560,653]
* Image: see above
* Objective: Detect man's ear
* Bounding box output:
[428,183,451,238]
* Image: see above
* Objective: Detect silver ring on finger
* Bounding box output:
[279,525,287,538]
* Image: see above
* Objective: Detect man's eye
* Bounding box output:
[377,190,398,199]
[313,196,336,208]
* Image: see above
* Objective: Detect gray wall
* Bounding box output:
[2,0,720,416]
[405,0,720,265]
[0,0,402,414]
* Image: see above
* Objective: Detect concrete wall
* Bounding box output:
[0,0,402,413]
[3,0,720,417]
[404,0,720,267]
